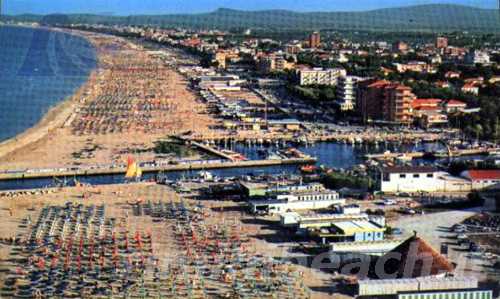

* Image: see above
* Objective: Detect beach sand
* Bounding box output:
[0,182,348,299]
[0,30,217,171]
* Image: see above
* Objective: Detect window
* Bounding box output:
[400,174,406,178]
[427,173,434,178]
[413,174,420,178]
[383,173,390,181]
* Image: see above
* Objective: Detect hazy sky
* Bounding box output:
[4,0,498,15]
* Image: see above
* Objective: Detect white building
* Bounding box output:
[330,239,403,258]
[249,191,344,214]
[297,67,346,86]
[336,76,364,111]
[358,277,479,297]
[379,166,471,193]
[465,49,491,65]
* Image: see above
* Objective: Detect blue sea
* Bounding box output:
[0,25,96,142]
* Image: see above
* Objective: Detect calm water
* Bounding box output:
[0,25,96,141]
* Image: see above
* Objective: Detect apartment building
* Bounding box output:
[297,67,346,86]
[357,80,415,124]
[336,76,364,111]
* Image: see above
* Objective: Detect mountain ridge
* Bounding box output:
[4,4,500,32]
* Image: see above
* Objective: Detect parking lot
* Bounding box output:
[393,208,500,281]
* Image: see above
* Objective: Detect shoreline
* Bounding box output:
[0,27,97,161]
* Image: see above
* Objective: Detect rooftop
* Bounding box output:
[382,166,438,174]
[332,220,384,235]
[378,235,454,279]
[464,170,500,181]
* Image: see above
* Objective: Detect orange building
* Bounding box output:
[309,31,321,48]
[357,80,415,124]
[436,36,448,49]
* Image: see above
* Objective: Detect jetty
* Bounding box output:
[0,157,316,181]
[365,147,499,160]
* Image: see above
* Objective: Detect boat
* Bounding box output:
[300,165,317,173]
[198,170,214,182]
[396,154,413,162]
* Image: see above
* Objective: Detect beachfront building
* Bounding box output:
[358,277,487,298]
[379,166,440,193]
[240,182,325,198]
[336,75,364,111]
[378,166,472,193]
[377,166,473,193]
[316,220,386,242]
[355,234,493,298]
[296,67,346,86]
[248,190,344,214]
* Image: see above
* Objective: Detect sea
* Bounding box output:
[0,25,96,142]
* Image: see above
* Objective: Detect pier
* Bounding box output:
[365,148,499,160]
[188,140,236,161]
[0,157,316,181]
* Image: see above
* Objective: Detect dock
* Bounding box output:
[0,157,317,181]
[188,140,236,161]
[365,148,499,160]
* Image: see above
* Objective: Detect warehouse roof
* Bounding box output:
[382,166,438,174]
[332,220,384,235]
[378,234,454,279]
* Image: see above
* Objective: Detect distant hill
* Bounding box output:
[4,4,500,32]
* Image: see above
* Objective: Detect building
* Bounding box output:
[309,31,321,48]
[327,220,386,242]
[285,43,302,55]
[257,54,295,74]
[396,288,492,299]
[379,234,454,279]
[297,67,346,86]
[383,84,415,124]
[444,71,461,79]
[279,211,372,229]
[394,61,435,73]
[417,113,448,128]
[461,83,479,95]
[240,182,324,198]
[436,36,448,49]
[358,276,483,297]
[357,79,390,122]
[357,235,492,299]
[392,41,409,53]
[465,49,491,65]
[197,75,244,90]
[357,80,415,124]
[411,99,448,128]
[330,239,404,259]
[379,166,473,193]
[461,170,500,190]
[214,51,227,69]
[443,99,467,113]
[336,76,363,111]
[248,190,344,214]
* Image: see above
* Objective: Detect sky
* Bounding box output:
[4,0,498,15]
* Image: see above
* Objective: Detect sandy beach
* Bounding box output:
[0,29,217,171]
[0,182,347,299]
